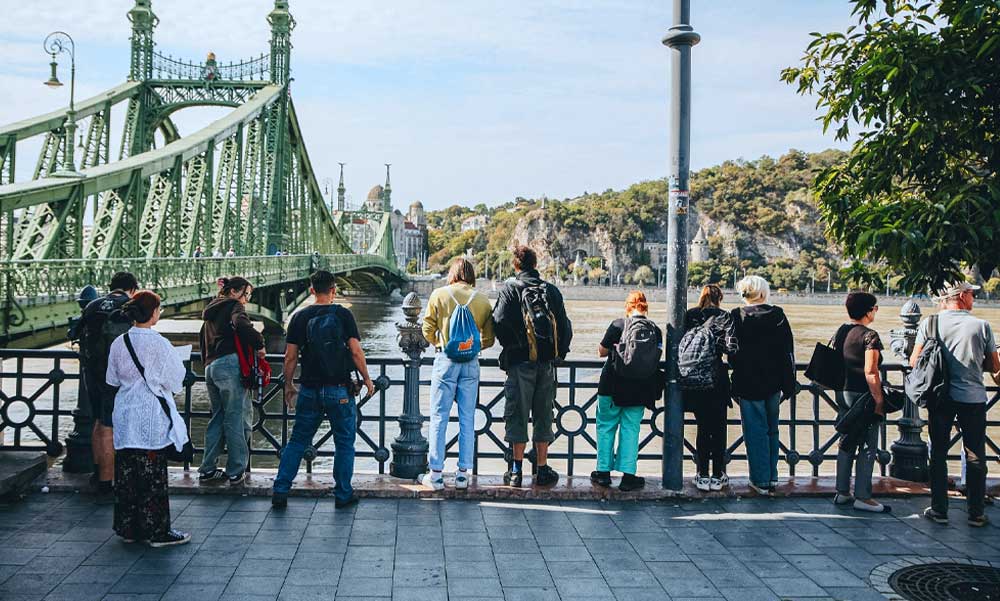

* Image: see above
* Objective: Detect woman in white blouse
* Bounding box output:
[105,291,191,547]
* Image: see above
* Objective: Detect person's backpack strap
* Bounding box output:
[123,333,176,429]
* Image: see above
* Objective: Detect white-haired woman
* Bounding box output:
[729,276,795,496]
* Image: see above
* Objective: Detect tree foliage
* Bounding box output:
[782,0,1000,293]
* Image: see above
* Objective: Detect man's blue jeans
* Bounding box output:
[428,354,480,471]
[273,385,356,502]
[739,393,781,487]
[200,353,250,478]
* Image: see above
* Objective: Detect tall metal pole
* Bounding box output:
[661,0,699,491]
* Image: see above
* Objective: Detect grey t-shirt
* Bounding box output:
[915,310,996,404]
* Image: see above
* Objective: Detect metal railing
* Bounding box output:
[2,348,997,479]
[152,51,270,82]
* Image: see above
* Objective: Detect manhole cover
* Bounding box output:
[889,563,1000,601]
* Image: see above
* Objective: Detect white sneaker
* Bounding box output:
[749,483,772,496]
[695,476,711,492]
[833,493,855,505]
[710,474,728,491]
[420,473,444,491]
[454,471,469,490]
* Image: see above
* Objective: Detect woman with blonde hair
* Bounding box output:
[419,258,495,490]
[682,284,738,492]
[592,290,663,491]
[729,276,795,496]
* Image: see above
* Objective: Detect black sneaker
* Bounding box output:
[228,472,248,487]
[534,465,559,487]
[335,495,359,509]
[271,492,288,509]
[148,529,191,548]
[619,474,646,492]
[199,469,227,484]
[590,471,612,487]
[503,470,523,488]
[923,507,948,525]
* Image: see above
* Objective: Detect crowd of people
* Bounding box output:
[69,246,997,548]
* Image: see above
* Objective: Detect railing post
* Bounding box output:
[63,289,95,473]
[390,291,429,479]
[888,298,929,482]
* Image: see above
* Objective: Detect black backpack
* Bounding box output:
[79,293,132,377]
[613,317,661,379]
[304,306,350,379]
[518,283,559,362]
[905,315,949,410]
[678,316,720,390]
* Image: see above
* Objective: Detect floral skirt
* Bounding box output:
[114,448,171,540]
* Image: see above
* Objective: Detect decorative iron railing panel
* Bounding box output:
[152,52,270,82]
[2,349,996,479]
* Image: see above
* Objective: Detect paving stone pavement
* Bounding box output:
[0,492,998,600]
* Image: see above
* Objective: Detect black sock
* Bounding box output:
[512,460,523,473]
[98,480,113,493]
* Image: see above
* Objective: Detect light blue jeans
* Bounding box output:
[739,393,781,487]
[200,353,251,478]
[428,354,480,471]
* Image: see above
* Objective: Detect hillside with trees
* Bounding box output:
[424,149,865,291]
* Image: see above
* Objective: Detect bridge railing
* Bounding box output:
[1,348,996,480]
[0,253,400,302]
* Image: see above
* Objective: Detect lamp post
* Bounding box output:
[43,31,83,178]
[390,292,429,478]
[661,0,699,491]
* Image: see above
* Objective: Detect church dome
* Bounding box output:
[367,185,384,202]
[409,200,423,209]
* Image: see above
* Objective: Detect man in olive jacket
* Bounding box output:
[492,246,572,488]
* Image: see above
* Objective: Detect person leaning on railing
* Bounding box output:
[832,291,891,513]
[729,275,795,497]
[197,277,264,487]
[105,291,191,547]
[591,290,663,492]
[418,257,495,491]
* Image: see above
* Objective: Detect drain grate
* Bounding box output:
[889,562,1000,601]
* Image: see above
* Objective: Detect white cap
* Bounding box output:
[934,280,981,301]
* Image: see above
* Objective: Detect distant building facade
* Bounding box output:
[461,214,489,232]
[336,169,426,270]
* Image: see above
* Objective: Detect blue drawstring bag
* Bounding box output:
[443,289,481,362]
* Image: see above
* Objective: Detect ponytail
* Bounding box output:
[218,276,252,298]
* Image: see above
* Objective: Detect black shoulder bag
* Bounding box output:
[805,324,855,390]
[123,334,195,463]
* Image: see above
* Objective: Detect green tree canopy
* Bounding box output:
[782,0,1000,292]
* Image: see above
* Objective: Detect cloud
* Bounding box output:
[0,0,856,209]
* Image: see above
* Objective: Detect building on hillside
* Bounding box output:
[335,165,426,270]
[461,214,489,232]
[645,242,669,269]
[690,225,710,263]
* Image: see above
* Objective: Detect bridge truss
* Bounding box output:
[0,0,405,347]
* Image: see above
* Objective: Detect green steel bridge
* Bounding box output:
[0,1,407,348]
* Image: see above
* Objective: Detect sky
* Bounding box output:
[0,1,856,211]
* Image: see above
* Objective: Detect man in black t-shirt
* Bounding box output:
[272,270,373,509]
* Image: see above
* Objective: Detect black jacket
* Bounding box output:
[729,304,796,400]
[199,298,264,366]
[492,270,572,370]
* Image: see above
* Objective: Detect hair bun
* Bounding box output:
[217,277,229,289]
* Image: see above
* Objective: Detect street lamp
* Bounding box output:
[43,31,82,178]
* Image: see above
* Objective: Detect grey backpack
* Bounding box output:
[612,317,661,379]
[904,315,949,410]
[678,317,719,390]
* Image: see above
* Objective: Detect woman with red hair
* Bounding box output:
[592,291,663,491]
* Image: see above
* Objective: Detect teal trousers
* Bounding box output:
[596,395,644,474]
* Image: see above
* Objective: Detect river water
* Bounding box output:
[5,296,998,478]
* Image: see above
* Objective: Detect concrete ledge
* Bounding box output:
[42,467,1000,501]
[0,451,48,498]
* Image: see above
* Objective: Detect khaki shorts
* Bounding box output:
[503,361,556,444]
